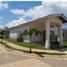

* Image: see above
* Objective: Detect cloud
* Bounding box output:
[42,1,67,16]
[6,17,27,28]
[42,0,67,28]
[0,25,3,28]
[0,2,8,9]
[10,5,45,20]
[24,0,67,19]
[24,1,67,20]
[24,5,44,20]
[10,9,25,15]
[8,0,67,28]
[9,0,67,19]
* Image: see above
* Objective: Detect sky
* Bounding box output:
[0,1,67,30]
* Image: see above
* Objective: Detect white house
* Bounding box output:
[8,14,67,49]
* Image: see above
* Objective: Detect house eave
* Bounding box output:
[8,14,67,30]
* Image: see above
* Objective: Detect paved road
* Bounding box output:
[38,57,67,67]
[0,43,67,67]
[0,53,67,67]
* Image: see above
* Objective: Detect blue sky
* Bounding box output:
[0,1,42,28]
[0,1,67,29]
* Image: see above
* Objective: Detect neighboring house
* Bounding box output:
[8,14,67,49]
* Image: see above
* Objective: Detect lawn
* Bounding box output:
[1,39,66,55]
[4,38,67,50]
[2,40,66,56]
[64,42,67,47]
[4,39,47,50]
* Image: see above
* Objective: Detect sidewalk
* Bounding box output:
[0,58,51,67]
[4,40,67,54]
[0,44,51,67]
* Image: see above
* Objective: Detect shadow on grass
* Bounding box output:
[1,42,66,58]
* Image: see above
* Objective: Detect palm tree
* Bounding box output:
[22,28,41,53]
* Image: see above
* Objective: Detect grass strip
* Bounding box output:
[2,42,66,55]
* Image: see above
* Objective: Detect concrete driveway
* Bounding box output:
[39,57,67,67]
[0,44,51,67]
[0,43,67,67]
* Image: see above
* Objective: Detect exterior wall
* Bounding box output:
[9,15,65,44]
[9,25,30,42]
[9,23,44,42]
[31,33,42,42]
[9,22,60,43]
[9,32,17,40]
[50,25,59,41]
[63,30,67,41]
[30,22,44,42]
[50,25,58,35]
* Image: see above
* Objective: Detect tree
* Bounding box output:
[22,28,41,53]
[0,27,9,43]
[4,27,9,39]
[0,30,5,43]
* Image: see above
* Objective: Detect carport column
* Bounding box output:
[59,23,63,48]
[45,21,50,48]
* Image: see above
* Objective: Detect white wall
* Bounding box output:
[9,24,43,42]
[31,33,42,42]
[9,33,17,40]
[9,25,30,42]
[50,25,58,35]
[9,23,61,43]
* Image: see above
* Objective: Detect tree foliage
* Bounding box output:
[22,28,41,53]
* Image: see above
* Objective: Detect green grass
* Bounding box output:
[64,42,67,47]
[4,38,67,49]
[4,38,47,50]
[35,52,65,55]
[2,42,66,55]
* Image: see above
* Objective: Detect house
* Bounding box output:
[8,14,67,49]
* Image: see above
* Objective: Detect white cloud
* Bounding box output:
[24,0,67,19]
[25,5,44,19]
[42,1,67,16]
[24,1,66,20]
[8,0,67,28]
[6,17,27,28]
[0,2,8,9]
[10,0,67,19]
[10,5,45,19]
[0,25,3,28]
[10,9,25,15]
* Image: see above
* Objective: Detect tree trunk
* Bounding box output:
[30,36,32,53]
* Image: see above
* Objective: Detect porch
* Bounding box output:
[30,15,64,49]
